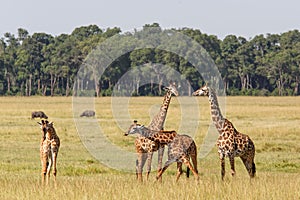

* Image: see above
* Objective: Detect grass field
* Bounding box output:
[0,96,299,199]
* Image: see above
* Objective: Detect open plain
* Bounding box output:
[0,96,299,199]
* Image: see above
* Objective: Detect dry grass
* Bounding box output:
[0,96,299,199]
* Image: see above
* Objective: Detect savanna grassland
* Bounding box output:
[0,96,299,200]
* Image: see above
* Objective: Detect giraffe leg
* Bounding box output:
[40,157,46,184]
[190,153,198,175]
[52,150,58,181]
[136,152,147,182]
[186,166,190,178]
[135,159,139,180]
[176,162,183,181]
[146,152,153,180]
[219,153,225,180]
[40,146,48,185]
[156,146,165,182]
[191,141,198,172]
[229,156,235,177]
[183,158,199,181]
[41,165,47,185]
[46,155,52,185]
[140,153,148,180]
[136,153,143,181]
[156,159,174,181]
[41,159,48,185]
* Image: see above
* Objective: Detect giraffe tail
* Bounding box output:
[251,162,256,177]
[186,167,190,178]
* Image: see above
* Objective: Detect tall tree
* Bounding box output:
[3,33,20,95]
[16,32,53,95]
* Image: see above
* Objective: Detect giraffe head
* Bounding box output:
[38,120,56,136]
[44,121,55,134]
[164,82,179,97]
[37,120,48,138]
[192,85,210,96]
[124,120,143,136]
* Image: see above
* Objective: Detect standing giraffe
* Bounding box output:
[125,123,199,181]
[133,82,178,181]
[37,120,60,184]
[192,85,256,180]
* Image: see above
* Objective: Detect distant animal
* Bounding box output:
[32,111,48,119]
[37,120,60,184]
[80,110,95,117]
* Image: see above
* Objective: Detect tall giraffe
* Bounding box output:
[192,85,256,180]
[37,120,60,184]
[133,82,178,181]
[125,123,199,181]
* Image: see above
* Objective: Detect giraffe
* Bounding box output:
[132,82,178,181]
[192,85,256,180]
[125,123,199,181]
[37,120,60,184]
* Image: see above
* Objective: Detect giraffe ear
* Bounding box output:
[37,122,42,126]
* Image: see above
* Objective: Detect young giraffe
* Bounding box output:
[125,123,199,181]
[133,82,178,181]
[37,120,60,184]
[193,85,256,180]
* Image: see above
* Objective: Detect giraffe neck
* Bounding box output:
[148,90,172,130]
[208,88,224,132]
[137,126,152,138]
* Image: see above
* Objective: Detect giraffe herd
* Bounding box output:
[35,83,256,184]
[125,84,256,182]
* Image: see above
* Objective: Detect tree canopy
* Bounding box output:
[0,24,299,96]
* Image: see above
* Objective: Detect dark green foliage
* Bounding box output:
[0,24,299,96]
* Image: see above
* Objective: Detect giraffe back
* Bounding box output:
[168,134,197,159]
[148,130,177,144]
[44,121,60,151]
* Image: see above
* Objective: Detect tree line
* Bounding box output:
[0,23,299,96]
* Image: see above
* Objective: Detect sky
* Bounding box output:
[1,0,300,40]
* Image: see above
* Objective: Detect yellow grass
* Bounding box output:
[0,96,299,199]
